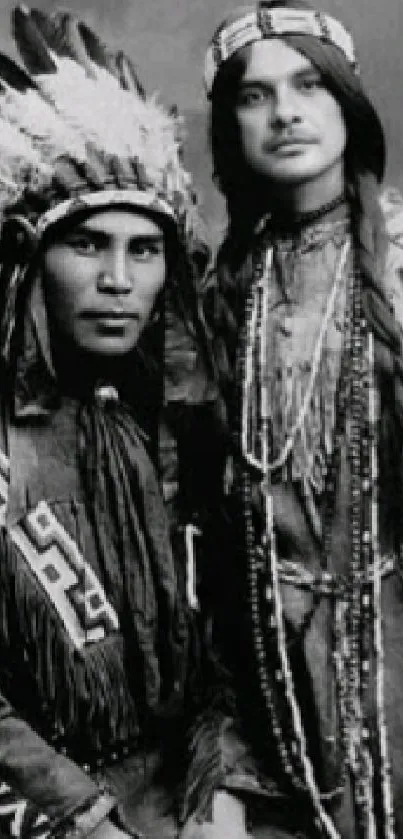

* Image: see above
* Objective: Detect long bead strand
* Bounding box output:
[368,331,395,839]
[239,239,348,839]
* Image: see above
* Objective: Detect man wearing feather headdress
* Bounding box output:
[0,6,219,839]
[179,2,403,838]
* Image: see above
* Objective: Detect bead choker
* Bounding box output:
[270,193,346,230]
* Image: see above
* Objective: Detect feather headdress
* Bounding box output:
[0,7,212,407]
[0,5,199,241]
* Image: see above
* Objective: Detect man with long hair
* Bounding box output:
[181,2,403,838]
[0,6,219,839]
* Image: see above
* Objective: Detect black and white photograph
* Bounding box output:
[0,1,402,837]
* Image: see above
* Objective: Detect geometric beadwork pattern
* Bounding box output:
[0,782,50,838]
[0,445,119,648]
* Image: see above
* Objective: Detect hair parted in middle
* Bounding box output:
[210,0,385,227]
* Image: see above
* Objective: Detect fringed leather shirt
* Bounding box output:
[0,290,220,837]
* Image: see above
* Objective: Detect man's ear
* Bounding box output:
[0,215,39,265]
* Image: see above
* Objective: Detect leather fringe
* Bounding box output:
[180,709,228,825]
[0,529,139,753]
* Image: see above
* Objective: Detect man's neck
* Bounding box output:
[260,163,346,219]
[52,344,128,397]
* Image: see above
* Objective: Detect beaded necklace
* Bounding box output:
[241,240,350,473]
[237,233,395,838]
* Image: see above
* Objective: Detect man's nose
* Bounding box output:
[97,247,132,294]
[270,83,301,128]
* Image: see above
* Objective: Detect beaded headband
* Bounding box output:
[35,190,174,239]
[204,6,358,96]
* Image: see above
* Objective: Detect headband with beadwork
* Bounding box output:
[204,6,358,96]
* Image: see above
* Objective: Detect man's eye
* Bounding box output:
[67,236,98,255]
[297,76,322,93]
[237,88,268,107]
[130,242,162,260]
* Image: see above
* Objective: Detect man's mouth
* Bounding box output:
[82,310,139,320]
[267,137,317,153]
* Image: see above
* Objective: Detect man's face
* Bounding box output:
[234,39,347,187]
[42,208,166,356]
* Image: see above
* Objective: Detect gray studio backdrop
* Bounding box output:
[0,0,402,240]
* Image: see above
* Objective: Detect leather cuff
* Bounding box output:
[52,792,116,839]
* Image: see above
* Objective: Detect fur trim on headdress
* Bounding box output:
[0,6,200,240]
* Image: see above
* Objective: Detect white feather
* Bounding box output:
[0,16,196,233]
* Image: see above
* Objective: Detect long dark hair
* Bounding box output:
[207,0,400,405]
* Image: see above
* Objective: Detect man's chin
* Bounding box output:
[75,338,140,358]
[258,163,324,186]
